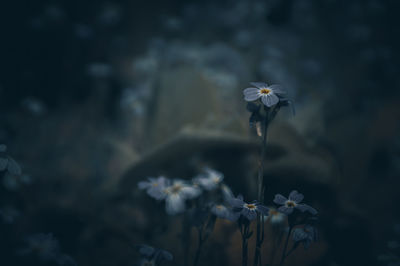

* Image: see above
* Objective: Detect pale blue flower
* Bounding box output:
[211,203,239,221]
[229,195,269,221]
[164,180,201,215]
[292,225,318,249]
[138,176,169,200]
[243,82,287,107]
[273,190,317,215]
[193,168,224,191]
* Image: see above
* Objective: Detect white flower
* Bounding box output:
[138,176,169,200]
[193,168,224,191]
[164,180,201,215]
[243,82,286,107]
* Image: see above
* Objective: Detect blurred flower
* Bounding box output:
[211,203,240,221]
[22,97,46,116]
[266,207,286,225]
[164,180,201,215]
[243,82,287,107]
[18,233,60,261]
[137,244,173,265]
[273,190,317,215]
[87,63,112,78]
[229,195,269,221]
[193,168,224,191]
[221,184,235,202]
[292,225,318,249]
[138,176,169,200]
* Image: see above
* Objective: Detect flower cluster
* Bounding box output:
[18,233,77,266]
[138,168,228,215]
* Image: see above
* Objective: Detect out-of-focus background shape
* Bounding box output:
[0,0,399,265]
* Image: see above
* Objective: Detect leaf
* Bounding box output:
[0,157,8,171]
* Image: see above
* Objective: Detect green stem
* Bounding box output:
[279,227,292,266]
[253,110,269,266]
[193,227,204,266]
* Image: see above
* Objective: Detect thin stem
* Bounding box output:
[279,227,292,266]
[241,223,249,266]
[182,215,191,266]
[253,111,269,266]
[193,227,204,266]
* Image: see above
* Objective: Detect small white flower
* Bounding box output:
[266,207,285,225]
[164,180,201,215]
[243,82,286,107]
[138,176,169,200]
[193,168,224,191]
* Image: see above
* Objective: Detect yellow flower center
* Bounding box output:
[246,204,256,210]
[152,183,158,187]
[286,201,296,207]
[171,184,182,194]
[260,88,271,95]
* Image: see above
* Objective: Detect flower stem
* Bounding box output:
[241,223,250,266]
[279,226,292,266]
[193,227,204,266]
[253,110,269,266]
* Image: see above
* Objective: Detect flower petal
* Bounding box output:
[181,186,201,199]
[138,181,150,190]
[243,88,261,101]
[273,194,287,205]
[268,84,287,95]
[278,206,294,215]
[261,94,279,107]
[288,190,304,203]
[242,208,257,221]
[296,204,318,215]
[250,82,268,89]
[166,194,185,215]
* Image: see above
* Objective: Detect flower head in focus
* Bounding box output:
[243,82,287,107]
[229,195,269,221]
[273,190,317,215]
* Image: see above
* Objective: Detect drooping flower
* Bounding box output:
[138,176,169,200]
[193,168,224,191]
[243,82,287,107]
[229,195,269,221]
[211,203,240,221]
[273,190,317,215]
[292,225,318,249]
[136,244,173,265]
[164,180,202,215]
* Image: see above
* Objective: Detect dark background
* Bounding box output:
[0,0,399,265]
